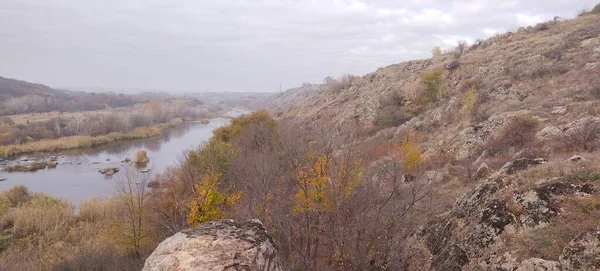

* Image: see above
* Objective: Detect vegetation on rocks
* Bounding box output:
[133,150,150,165]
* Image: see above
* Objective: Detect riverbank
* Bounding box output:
[0,118,183,158]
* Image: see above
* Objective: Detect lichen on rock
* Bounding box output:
[142,219,282,271]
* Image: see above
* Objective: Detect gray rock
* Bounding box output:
[515,258,561,271]
[143,219,282,271]
[560,230,600,270]
[500,158,547,175]
[568,155,585,163]
[445,60,460,70]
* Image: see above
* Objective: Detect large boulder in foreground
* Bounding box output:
[143,219,281,271]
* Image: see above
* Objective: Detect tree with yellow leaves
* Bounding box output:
[187,170,241,227]
[292,153,363,270]
[400,135,424,175]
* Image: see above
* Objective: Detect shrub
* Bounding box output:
[420,68,444,104]
[133,150,150,165]
[454,40,468,58]
[485,116,540,155]
[2,185,31,207]
[557,119,600,151]
[567,170,600,182]
[326,74,362,93]
[213,110,276,143]
[431,46,442,57]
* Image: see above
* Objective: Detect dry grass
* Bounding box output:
[2,193,73,236]
[0,187,148,270]
[503,193,600,261]
[78,197,122,222]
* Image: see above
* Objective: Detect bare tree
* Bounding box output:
[115,167,153,258]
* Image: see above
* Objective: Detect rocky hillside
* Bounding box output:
[268,9,600,271]
[270,11,600,160]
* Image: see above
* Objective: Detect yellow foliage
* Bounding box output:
[293,154,332,214]
[188,170,241,227]
[400,136,424,174]
[461,86,478,112]
[213,109,276,143]
[420,67,444,104]
[432,46,442,57]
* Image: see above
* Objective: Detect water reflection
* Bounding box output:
[0,118,232,204]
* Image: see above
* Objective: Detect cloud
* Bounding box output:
[0,0,598,92]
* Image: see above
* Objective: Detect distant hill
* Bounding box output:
[0,77,166,115]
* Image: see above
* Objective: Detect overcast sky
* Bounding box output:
[0,0,597,93]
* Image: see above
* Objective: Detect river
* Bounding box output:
[0,109,247,204]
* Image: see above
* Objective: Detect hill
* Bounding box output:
[269,9,600,270]
[0,76,164,115]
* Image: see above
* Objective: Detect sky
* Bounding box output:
[0,0,598,93]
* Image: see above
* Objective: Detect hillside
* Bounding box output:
[268,9,600,270]
[0,76,165,115]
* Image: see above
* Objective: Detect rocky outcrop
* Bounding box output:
[406,158,598,270]
[143,219,281,271]
[560,230,600,270]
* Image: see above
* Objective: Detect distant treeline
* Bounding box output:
[0,76,173,115]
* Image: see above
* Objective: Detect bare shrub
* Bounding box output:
[530,64,569,78]
[326,74,362,93]
[485,116,540,156]
[454,40,468,58]
[557,119,600,151]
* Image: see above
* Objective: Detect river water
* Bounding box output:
[0,110,246,204]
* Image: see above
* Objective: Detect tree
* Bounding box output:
[108,168,154,258]
[455,40,468,57]
[187,170,241,227]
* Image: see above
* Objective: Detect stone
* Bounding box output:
[560,230,600,270]
[515,258,561,271]
[143,219,282,271]
[445,60,460,70]
[500,158,547,175]
[568,155,585,163]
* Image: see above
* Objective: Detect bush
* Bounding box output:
[567,170,600,182]
[2,185,31,207]
[213,110,276,143]
[420,68,444,104]
[485,116,540,155]
[326,74,362,93]
[557,119,600,151]
[454,40,468,58]
[431,46,441,57]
